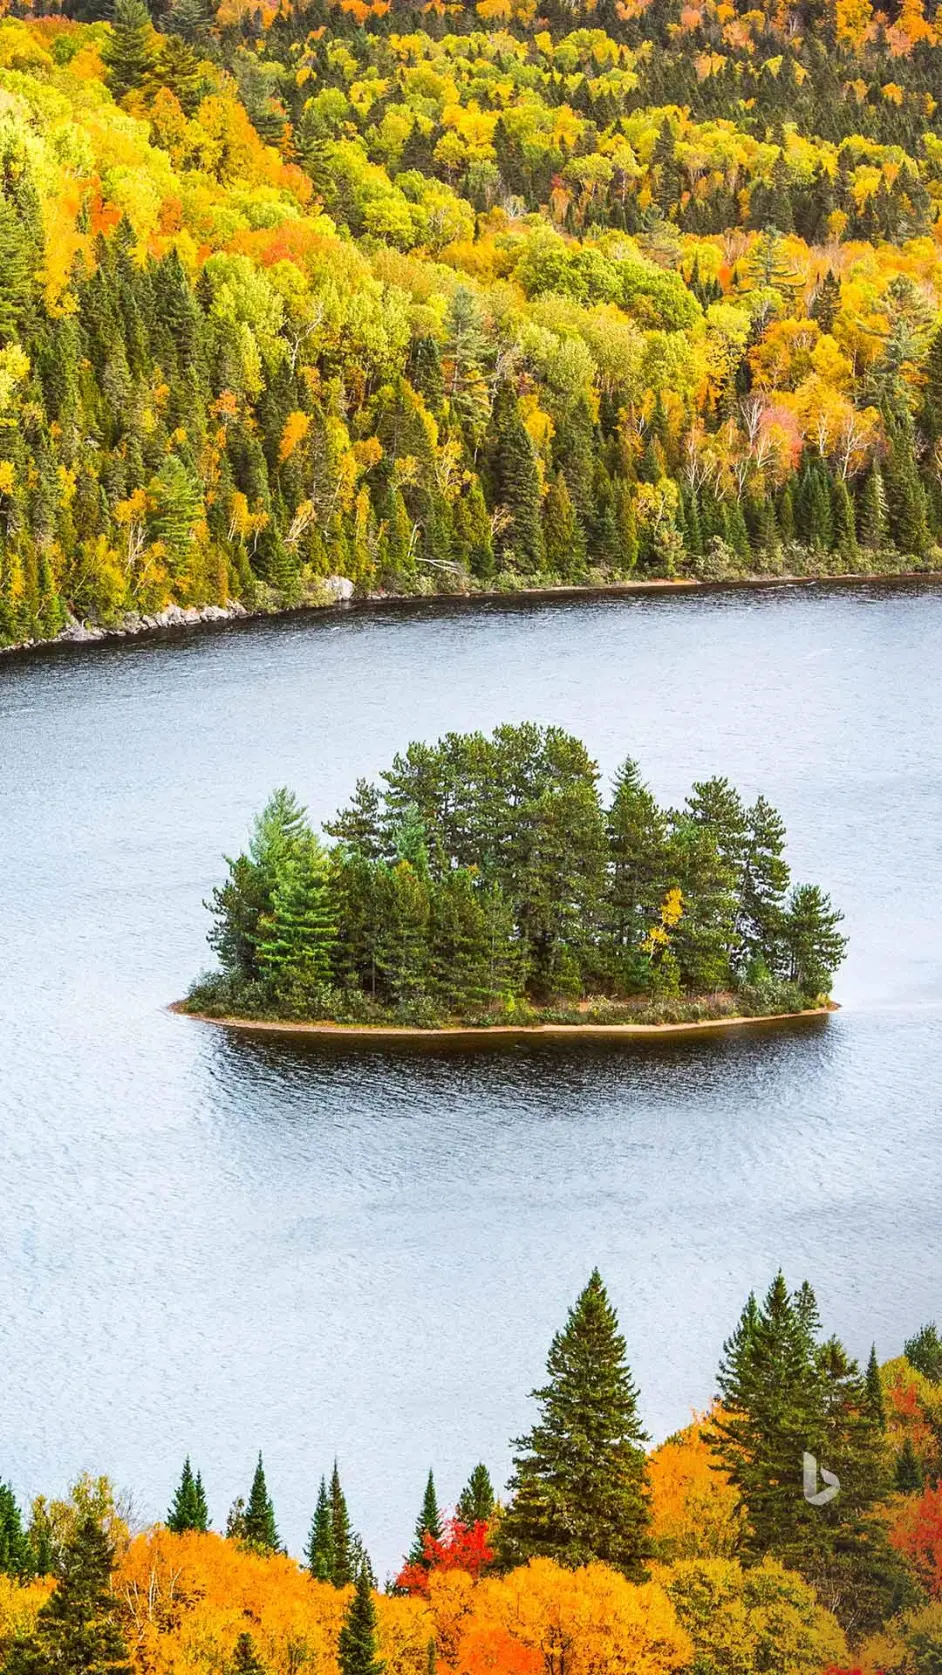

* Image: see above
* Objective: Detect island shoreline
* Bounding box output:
[2,568,941,662]
[170,1000,838,1045]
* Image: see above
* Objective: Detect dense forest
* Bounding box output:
[1,1272,942,1673]
[1,0,942,641]
[184,722,846,1026]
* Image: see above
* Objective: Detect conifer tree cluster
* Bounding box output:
[192,724,846,1027]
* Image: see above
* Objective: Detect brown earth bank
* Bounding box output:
[2,569,941,660]
[170,999,839,1046]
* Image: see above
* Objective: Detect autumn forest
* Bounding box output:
[1,0,942,640]
[2,1272,942,1674]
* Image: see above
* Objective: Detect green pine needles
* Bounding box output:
[498,1270,651,1577]
[166,1458,209,1534]
[188,723,846,1030]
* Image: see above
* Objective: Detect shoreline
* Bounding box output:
[2,568,940,662]
[170,1000,838,1045]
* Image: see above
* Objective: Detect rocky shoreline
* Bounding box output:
[2,567,939,659]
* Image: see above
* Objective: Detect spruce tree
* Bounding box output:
[895,1437,924,1493]
[330,1463,354,1588]
[456,1465,495,1528]
[338,1565,383,1675]
[865,1347,886,1430]
[305,1479,336,1582]
[407,1472,442,1568]
[782,884,847,998]
[4,1515,131,1675]
[499,1269,650,1577]
[241,1455,279,1555]
[257,838,336,998]
[103,0,156,102]
[0,1483,32,1578]
[166,1458,209,1534]
[230,1633,267,1675]
[487,382,545,574]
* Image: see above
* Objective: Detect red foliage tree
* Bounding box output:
[889,1482,942,1598]
[395,1519,494,1596]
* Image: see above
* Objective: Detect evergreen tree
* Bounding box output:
[230,1633,267,1675]
[0,1483,32,1578]
[257,837,336,998]
[487,383,545,574]
[338,1565,384,1675]
[904,1323,942,1383]
[240,1455,279,1554]
[103,0,156,102]
[865,1346,886,1431]
[499,1270,650,1577]
[166,1458,209,1534]
[407,1473,442,1568]
[895,1437,924,1493]
[543,471,583,579]
[4,1516,131,1675]
[330,1463,354,1588]
[456,1465,495,1528]
[782,884,847,998]
[857,464,889,552]
[306,1478,336,1582]
[0,201,35,342]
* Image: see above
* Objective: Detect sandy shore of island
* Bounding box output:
[170,1001,838,1045]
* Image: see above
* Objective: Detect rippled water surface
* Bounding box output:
[1,583,941,1573]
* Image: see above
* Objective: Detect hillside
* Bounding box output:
[0,0,941,642]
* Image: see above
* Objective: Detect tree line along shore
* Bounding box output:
[1,0,942,644]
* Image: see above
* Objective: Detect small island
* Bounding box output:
[181,723,846,1035]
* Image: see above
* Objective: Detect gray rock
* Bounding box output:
[325,575,354,602]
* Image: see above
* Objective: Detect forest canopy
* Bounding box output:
[187,722,847,1026]
[1,0,942,641]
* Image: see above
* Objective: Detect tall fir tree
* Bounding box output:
[166,1458,209,1534]
[456,1465,495,1528]
[330,1463,354,1588]
[103,0,156,101]
[338,1565,384,1675]
[865,1346,886,1431]
[407,1472,442,1568]
[0,1483,32,1578]
[241,1455,280,1555]
[305,1479,336,1583]
[498,1270,650,1577]
[230,1633,267,1675]
[4,1516,131,1675]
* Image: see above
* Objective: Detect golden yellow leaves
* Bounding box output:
[0,460,16,496]
[278,409,312,462]
[643,886,684,954]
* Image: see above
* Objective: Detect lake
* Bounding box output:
[1,582,940,1577]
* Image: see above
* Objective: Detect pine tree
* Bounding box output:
[456,1465,495,1528]
[257,838,336,998]
[407,1472,442,1568]
[306,1479,336,1582]
[230,1633,267,1675]
[487,383,545,574]
[782,884,847,998]
[103,0,156,102]
[810,270,841,335]
[0,1483,32,1578]
[857,464,889,552]
[338,1565,384,1675]
[241,1455,279,1554]
[499,1270,650,1576]
[167,1458,209,1534]
[865,1346,886,1431]
[330,1463,354,1588]
[543,471,583,579]
[4,1516,131,1675]
[895,1437,924,1493]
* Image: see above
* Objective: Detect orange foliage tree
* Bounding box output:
[647,1413,743,1560]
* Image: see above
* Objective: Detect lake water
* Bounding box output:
[1,582,941,1577]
